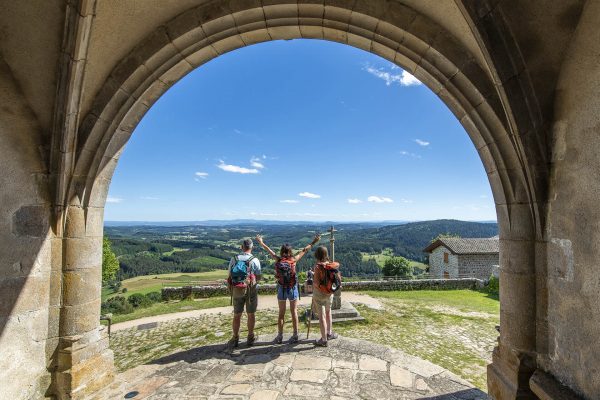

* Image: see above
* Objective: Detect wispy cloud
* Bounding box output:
[368,196,394,203]
[399,150,421,159]
[233,128,242,134]
[106,196,123,204]
[364,63,422,87]
[250,156,265,169]
[347,198,363,204]
[140,196,159,200]
[195,172,209,179]
[280,199,299,204]
[415,139,430,146]
[217,160,259,174]
[299,192,321,199]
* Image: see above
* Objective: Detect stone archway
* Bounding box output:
[49,1,546,399]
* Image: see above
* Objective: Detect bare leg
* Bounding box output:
[247,312,255,336]
[318,306,327,341]
[277,300,286,334]
[325,306,333,335]
[290,300,299,335]
[233,313,242,338]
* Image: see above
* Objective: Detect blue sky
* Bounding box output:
[105,39,495,222]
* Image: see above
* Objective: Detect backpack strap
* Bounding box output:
[245,256,255,273]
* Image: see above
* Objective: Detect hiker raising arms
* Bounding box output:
[312,245,341,347]
[227,238,261,348]
[255,233,321,344]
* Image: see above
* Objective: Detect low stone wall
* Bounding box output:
[161,279,484,301]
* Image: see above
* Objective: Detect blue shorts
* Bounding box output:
[277,285,299,301]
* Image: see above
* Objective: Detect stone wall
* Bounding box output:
[457,254,499,280]
[429,246,459,278]
[162,279,484,300]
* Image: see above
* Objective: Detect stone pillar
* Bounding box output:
[55,206,115,399]
[332,289,342,310]
[487,210,538,399]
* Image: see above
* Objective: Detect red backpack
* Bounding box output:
[316,262,341,294]
[275,257,296,288]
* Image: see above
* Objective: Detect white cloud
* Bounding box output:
[106,196,123,204]
[347,198,363,204]
[364,64,422,87]
[195,172,209,179]
[233,129,242,134]
[399,150,421,159]
[280,199,299,204]
[250,157,265,169]
[217,160,259,174]
[299,192,321,199]
[415,139,430,146]
[140,196,159,200]
[368,196,394,203]
[400,70,421,86]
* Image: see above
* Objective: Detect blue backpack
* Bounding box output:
[230,255,256,288]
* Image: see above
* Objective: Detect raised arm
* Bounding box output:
[255,235,279,261]
[294,233,321,262]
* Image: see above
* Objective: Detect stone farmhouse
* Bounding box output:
[424,237,499,280]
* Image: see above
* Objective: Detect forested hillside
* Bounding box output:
[105,219,497,280]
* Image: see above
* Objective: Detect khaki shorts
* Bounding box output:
[232,286,258,314]
[312,289,332,317]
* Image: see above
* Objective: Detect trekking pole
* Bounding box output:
[306,306,311,339]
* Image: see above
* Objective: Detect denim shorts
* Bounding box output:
[277,284,299,301]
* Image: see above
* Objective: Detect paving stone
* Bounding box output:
[415,378,430,392]
[231,368,263,382]
[292,354,332,370]
[332,358,358,370]
[250,389,280,400]
[390,364,413,388]
[359,355,388,371]
[221,383,253,395]
[283,382,327,397]
[289,369,329,383]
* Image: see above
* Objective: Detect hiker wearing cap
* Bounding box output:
[227,238,261,348]
[312,245,341,347]
[256,233,321,344]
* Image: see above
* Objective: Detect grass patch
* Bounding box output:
[106,297,230,324]
[361,250,427,270]
[161,247,188,256]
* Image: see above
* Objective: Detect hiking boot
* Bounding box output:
[314,338,328,347]
[289,333,299,344]
[247,334,258,347]
[227,336,239,349]
[327,332,338,340]
[273,333,283,344]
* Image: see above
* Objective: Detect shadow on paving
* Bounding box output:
[422,388,489,399]
[149,337,316,367]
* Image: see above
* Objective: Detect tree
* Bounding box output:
[430,233,461,243]
[102,237,119,283]
[382,256,413,277]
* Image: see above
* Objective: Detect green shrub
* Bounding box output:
[145,292,162,303]
[121,288,128,293]
[382,256,413,277]
[128,293,152,308]
[101,296,133,314]
[487,274,499,295]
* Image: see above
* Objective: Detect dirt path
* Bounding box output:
[111,292,382,332]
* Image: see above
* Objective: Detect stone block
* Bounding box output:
[322,27,347,44]
[268,26,302,40]
[389,364,413,388]
[212,35,246,55]
[298,3,324,19]
[64,236,102,271]
[62,268,101,307]
[231,4,263,27]
[292,355,332,370]
[12,205,50,238]
[346,33,371,52]
[290,369,329,383]
[300,25,323,39]
[0,274,50,316]
[359,355,387,371]
[283,382,326,397]
[64,206,86,238]
[220,383,252,395]
[249,389,279,400]
[60,299,101,336]
[186,45,219,68]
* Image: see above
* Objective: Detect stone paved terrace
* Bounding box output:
[96,336,488,400]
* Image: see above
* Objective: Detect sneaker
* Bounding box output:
[327,332,338,340]
[273,333,283,344]
[247,334,258,347]
[289,334,299,344]
[227,336,239,348]
[314,338,328,347]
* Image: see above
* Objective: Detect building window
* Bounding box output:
[443,252,449,263]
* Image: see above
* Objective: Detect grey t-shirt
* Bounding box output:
[228,253,261,276]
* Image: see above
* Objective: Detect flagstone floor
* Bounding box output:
[96,335,488,400]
